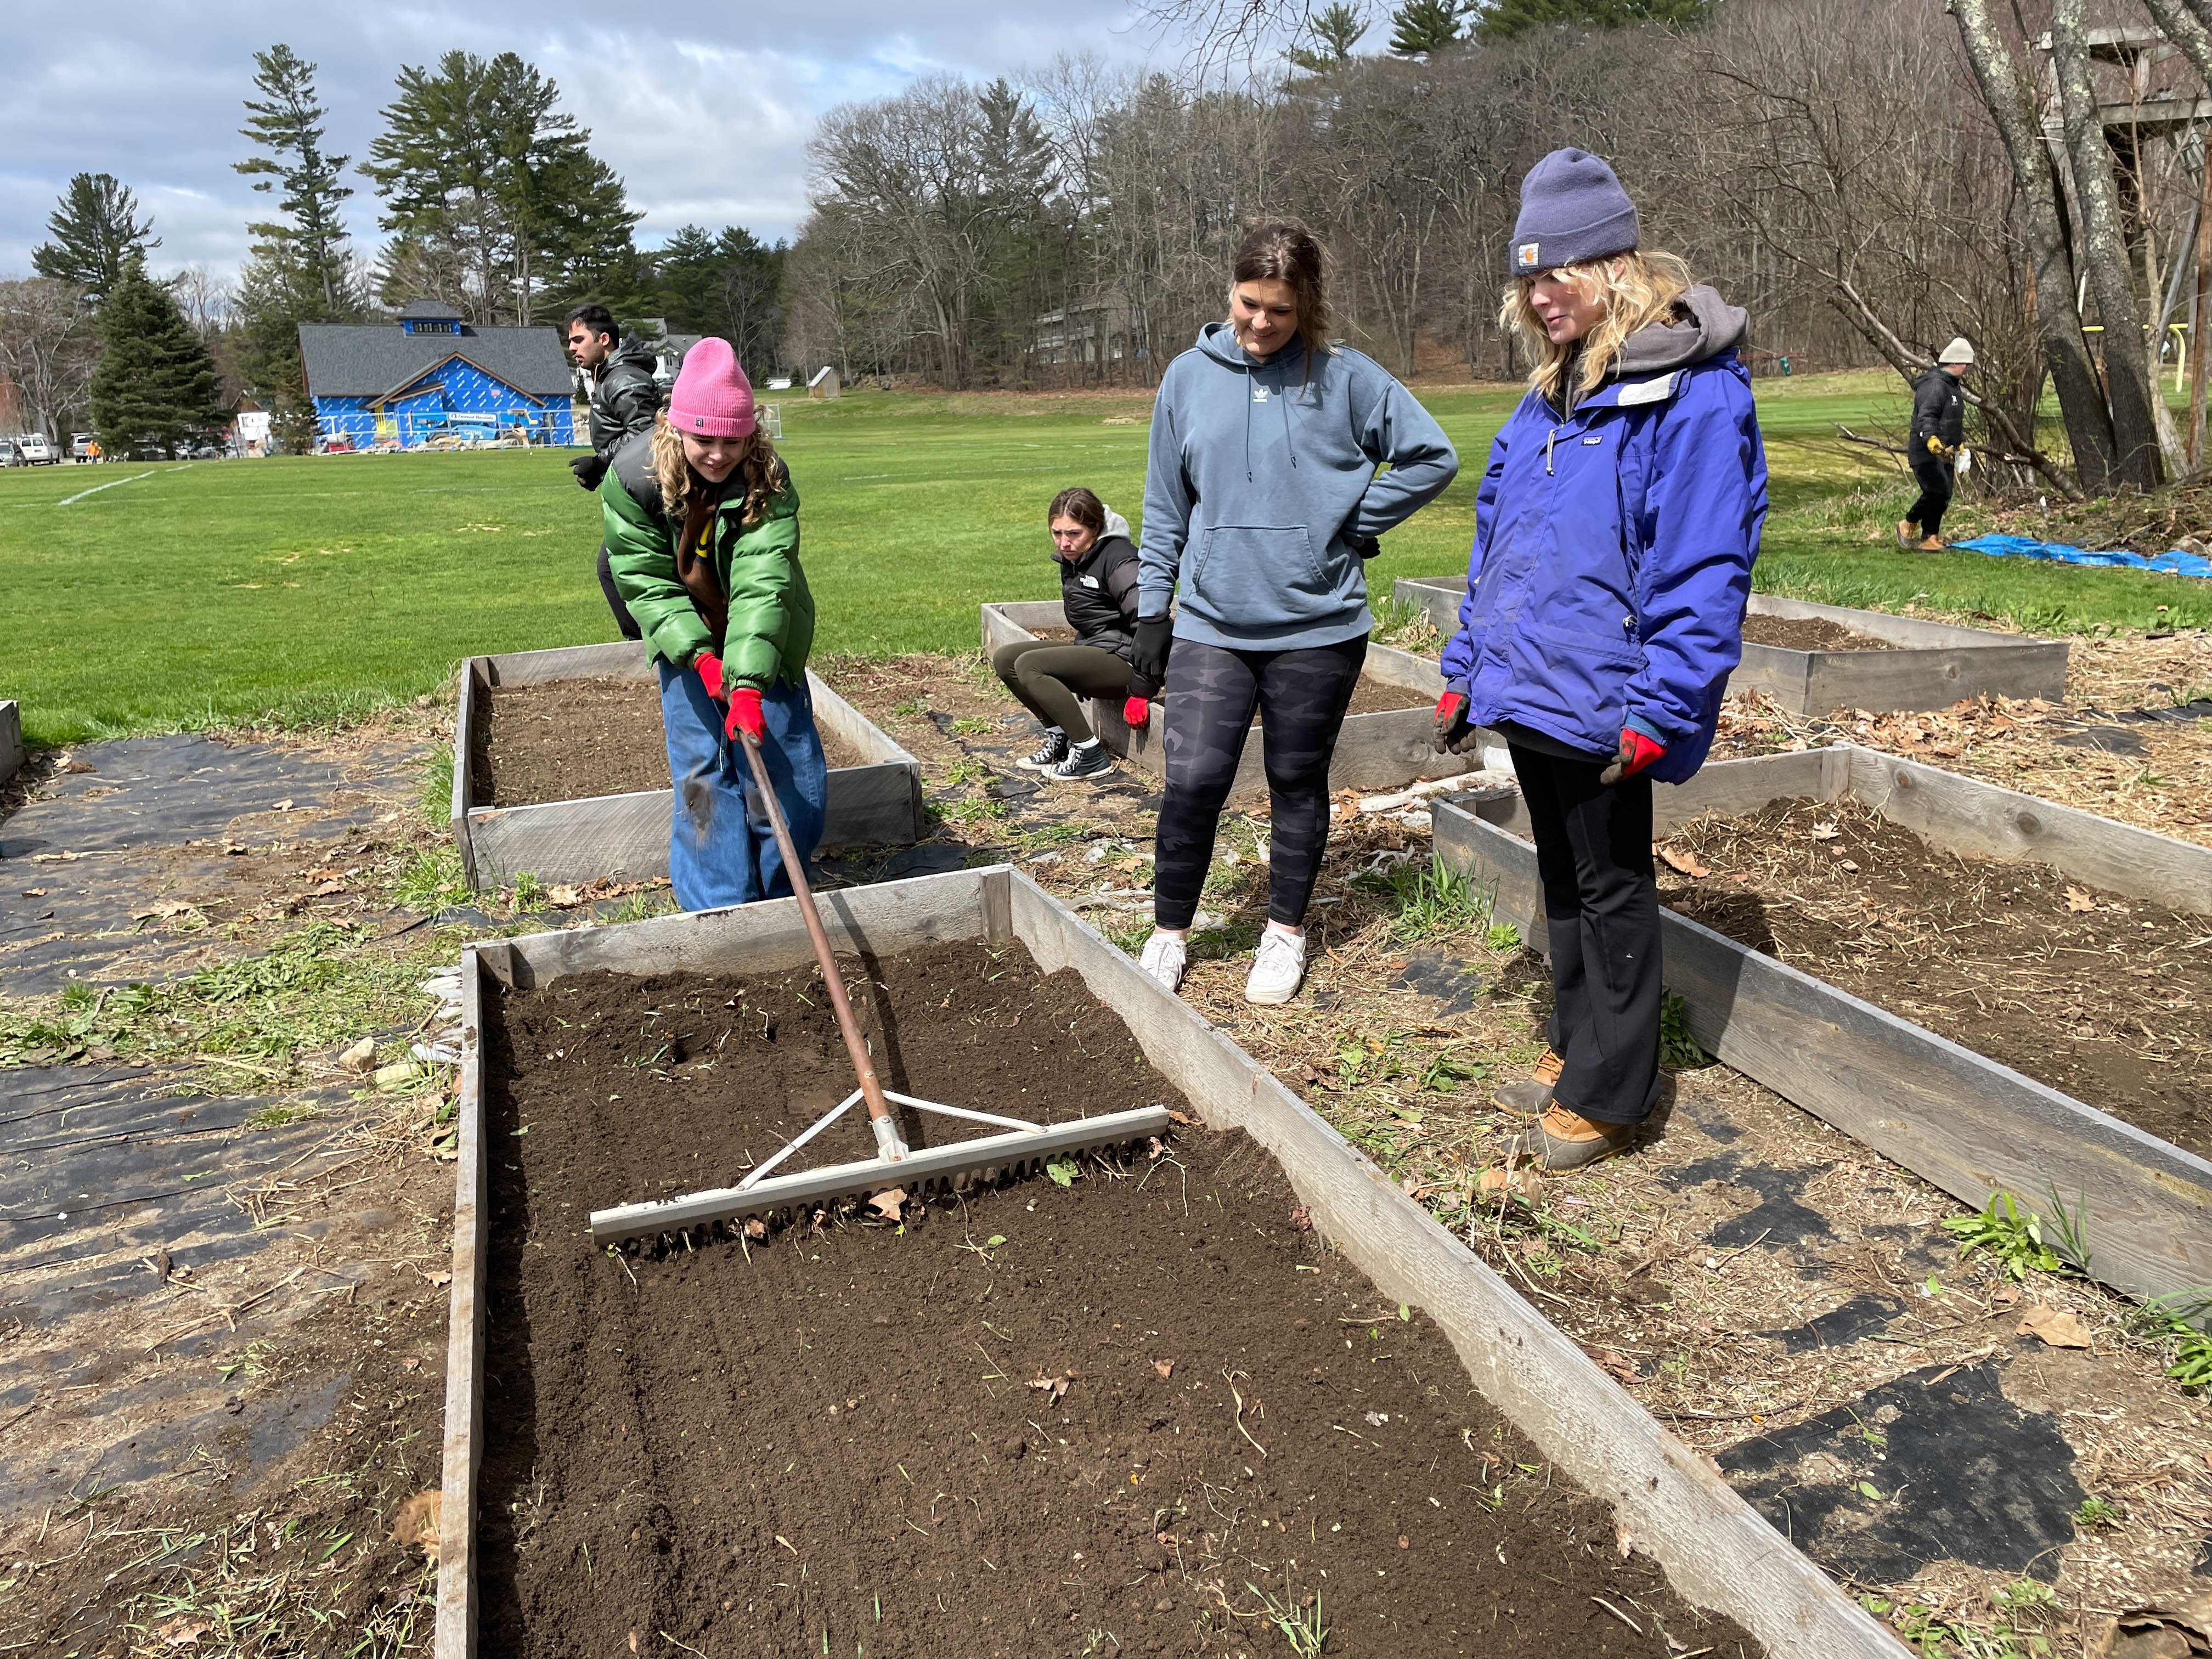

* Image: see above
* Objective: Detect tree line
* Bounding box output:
[1,43,788,454]
[787,0,2212,500]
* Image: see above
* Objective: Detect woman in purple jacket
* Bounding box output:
[1433,149,1768,1170]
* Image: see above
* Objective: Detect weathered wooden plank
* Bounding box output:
[450,665,483,889]
[0,701,22,786]
[1649,748,1837,834]
[1843,748,2212,912]
[467,790,670,888]
[442,867,1905,1658]
[433,951,490,1659]
[487,865,999,990]
[1434,791,2212,1308]
[483,640,651,687]
[1005,873,1906,1659]
[1390,579,2071,715]
[979,600,1066,658]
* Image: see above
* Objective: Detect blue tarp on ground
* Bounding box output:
[1951,533,2212,579]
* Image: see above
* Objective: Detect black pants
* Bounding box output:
[1153,635,1365,931]
[991,639,1130,743]
[1511,742,1664,1126]
[598,543,642,641]
[1905,450,1954,538]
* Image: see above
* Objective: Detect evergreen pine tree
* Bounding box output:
[1288,3,1372,70]
[363,50,641,323]
[89,261,223,458]
[233,43,365,452]
[1388,0,1465,54]
[32,173,160,303]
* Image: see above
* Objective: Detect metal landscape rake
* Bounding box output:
[586,726,1169,1243]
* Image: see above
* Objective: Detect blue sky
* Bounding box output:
[0,2,1159,282]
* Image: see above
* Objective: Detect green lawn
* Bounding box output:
[3,370,2204,746]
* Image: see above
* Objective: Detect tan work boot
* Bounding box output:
[1896,518,1917,546]
[1916,535,1946,552]
[1506,1103,1643,1170]
[1491,1046,1565,1115]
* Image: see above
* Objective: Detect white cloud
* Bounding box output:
[0,3,1157,282]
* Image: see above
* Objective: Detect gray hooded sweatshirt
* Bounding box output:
[1139,324,1459,650]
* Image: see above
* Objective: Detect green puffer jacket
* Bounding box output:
[600,432,815,690]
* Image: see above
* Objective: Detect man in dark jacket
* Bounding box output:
[1901,337,1972,551]
[566,303,665,639]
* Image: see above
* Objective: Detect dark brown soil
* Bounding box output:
[476,676,868,808]
[1740,614,1896,653]
[1660,797,2212,1155]
[478,939,1754,1658]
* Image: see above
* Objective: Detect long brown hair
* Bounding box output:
[649,414,790,526]
[1502,250,1694,408]
[1229,219,1333,357]
[1047,487,1105,533]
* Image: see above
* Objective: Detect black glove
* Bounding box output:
[1131,617,1173,687]
[569,452,608,490]
[1351,534,1381,560]
[1431,689,1479,755]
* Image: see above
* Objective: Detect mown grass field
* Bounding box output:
[3,369,2206,746]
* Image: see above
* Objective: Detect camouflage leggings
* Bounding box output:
[1153,635,1367,930]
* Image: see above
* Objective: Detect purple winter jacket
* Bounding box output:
[1437,286,1768,784]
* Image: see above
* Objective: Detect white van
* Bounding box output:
[17,434,55,464]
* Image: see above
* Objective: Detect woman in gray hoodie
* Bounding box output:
[1131,220,1459,1005]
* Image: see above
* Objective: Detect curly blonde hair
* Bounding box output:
[649,414,790,527]
[1501,250,1694,408]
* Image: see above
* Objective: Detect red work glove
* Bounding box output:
[1123,695,1152,730]
[1431,689,1475,755]
[724,686,765,743]
[693,652,727,702]
[1600,728,1666,785]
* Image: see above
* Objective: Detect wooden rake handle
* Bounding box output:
[735,725,895,1134]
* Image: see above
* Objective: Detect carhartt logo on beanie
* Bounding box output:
[668,337,757,438]
[1509,148,1640,276]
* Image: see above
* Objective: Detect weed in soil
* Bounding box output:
[477,939,1755,1658]
[1657,796,2211,1154]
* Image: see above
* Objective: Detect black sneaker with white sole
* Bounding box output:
[1017,729,1069,771]
[1049,741,1113,780]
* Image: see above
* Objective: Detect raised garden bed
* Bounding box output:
[0,699,20,785]
[449,641,924,890]
[1434,745,2212,1307]
[435,867,1905,1657]
[1393,578,2069,717]
[980,600,1509,802]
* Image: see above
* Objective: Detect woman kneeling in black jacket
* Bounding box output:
[993,487,1159,780]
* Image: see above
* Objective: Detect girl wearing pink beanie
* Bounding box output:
[600,337,828,910]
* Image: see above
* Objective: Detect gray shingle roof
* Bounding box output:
[398,297,463,319]
[297,322,578,400]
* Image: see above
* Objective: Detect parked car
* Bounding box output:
[69,432,96,461]
[16,434,56,464]
[0,441,26,467]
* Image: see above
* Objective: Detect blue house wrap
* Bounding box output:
[298,300,579,449]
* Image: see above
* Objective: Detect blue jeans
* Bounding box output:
[656,659,828,912]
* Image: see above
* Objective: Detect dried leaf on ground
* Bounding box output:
[1154,1359,1175,1379]
[1029,1370,1077,1401]
[2019,1303,2095,1348]
[2066,887,2098,913]
[1659,846,1711,878]
[868,1187,906,1221]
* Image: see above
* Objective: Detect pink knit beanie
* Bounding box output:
[668,337,756,438]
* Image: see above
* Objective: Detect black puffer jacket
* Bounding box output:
[1910,366,1966,451]
[574,336,664,488]
[1060,533,1142,661]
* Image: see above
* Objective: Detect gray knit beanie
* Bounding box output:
[1509,148,1640,275]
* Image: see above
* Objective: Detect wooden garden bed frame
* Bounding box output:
[448,641,924,890]
[1433,745,2212,1308]
[1393,578,2069,716]
[979,600,1509,799]
[434,867,1907,1657]
[0,701,20,786]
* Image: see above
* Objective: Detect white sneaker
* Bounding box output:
[1139,931,1187,994]
[1245,928,1307,1005]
